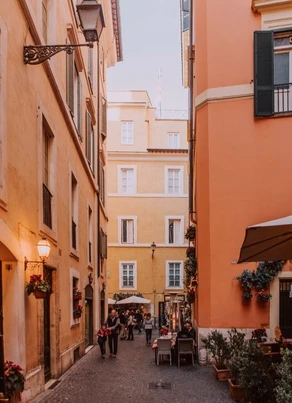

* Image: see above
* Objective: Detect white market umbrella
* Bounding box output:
[108,298,117,305]
[117,296,151,305]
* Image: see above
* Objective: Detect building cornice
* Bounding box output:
[252,0,292,13]
[111,0,123,62]
[147,148,188,154]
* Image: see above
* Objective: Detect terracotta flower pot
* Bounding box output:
[213,365,230,381]
[228,378,246,401]
[34,290,47,299]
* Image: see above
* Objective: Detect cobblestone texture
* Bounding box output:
[30,330,233,403]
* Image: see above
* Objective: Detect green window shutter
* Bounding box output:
[254,31,274,117]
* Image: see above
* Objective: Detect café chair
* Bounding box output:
[157,338,172,365]
[177,338,194,367]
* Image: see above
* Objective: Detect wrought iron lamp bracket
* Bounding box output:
[23,43,93,65]
[24,258,44,271]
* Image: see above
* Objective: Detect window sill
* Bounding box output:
[252,0,291,13]
[70,251,80,261]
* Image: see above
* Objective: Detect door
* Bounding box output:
[43,266,52,383]
[100,290,105,326]
[279,279,292,338]
[85,285,93,347]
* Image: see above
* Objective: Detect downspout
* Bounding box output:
[188,0,196,224]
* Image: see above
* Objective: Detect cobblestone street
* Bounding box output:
[31,330,233,403]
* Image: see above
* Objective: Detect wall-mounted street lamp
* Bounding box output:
[151,242,156,258]
[24,237,51,271]
[23,0,105,65]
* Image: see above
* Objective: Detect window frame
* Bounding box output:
[166,261,183,290]
[119,261,137,290]
[118,216,137,244]
[165,166,184,195]
[165,216,184,245]
[121,121,134,145]
[118,165,137,194]
[168,132,180,149]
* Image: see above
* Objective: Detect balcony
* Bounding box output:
[156,109,188,120]
[274,84,292,114]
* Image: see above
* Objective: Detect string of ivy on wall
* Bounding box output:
[236,261,284,302]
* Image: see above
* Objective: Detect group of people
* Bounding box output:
[96,309,154,358]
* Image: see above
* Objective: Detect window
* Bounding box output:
[165,167,183,194]
[182,0,190,32]
[71,173,78,251]
[101,97,107,140]
[67,47,82,135]
[42,118,53,229]
[168,133,179,149]
[118,216,137,244]
[121,121,133,144]
[121,219,134,243]
[118,166,136,194]
[42,0,48,43]
[99,159,105,205]
[88,47,93,90]
[166,217,184,245]
[85,110,95,172]
[119,262,137,289]
[88,206,92,265]
[166,262,183,289]
[0,22,7,208]
[254,29,292,116]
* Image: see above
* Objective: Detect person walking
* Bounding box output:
[96,323,109,358]
[106,310,120,357]
[119,310,127,340]
[143,313,154,345]
[127,310,135,340]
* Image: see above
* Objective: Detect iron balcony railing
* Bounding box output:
[156,109,188,120]
[274,84,292,114]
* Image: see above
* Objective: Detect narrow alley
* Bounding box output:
[31,330,232,403]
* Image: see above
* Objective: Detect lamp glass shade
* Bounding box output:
[37,238,51,261]
[77,2,105,42]
[151,242,156,253]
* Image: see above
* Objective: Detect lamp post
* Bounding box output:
[23,1,105,65]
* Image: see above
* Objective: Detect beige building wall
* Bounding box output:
[107,91,188,317]
[0,0,121,400]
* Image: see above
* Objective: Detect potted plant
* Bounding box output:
[184,225,196,240]
[238,340,275,403]
[201,330,231,381]
[186,246,196,258]
[187,288,195,304]
[73,304,83,319]
[255,289,272,303]
[251,328,267,345]
[274,349,292,403]
[25,274,50,299]
[227,328,247,401]
[73,287,82,300]
[4,360,25,401]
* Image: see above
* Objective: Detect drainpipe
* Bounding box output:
[188,0,196,225]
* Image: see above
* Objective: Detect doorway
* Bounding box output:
[43,266,52,383]
[0,262,4,395]
[85,285,93,347]
[279,279,292,338]
[100,290,105,326]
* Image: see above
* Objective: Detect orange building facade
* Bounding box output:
[189,0,292,344]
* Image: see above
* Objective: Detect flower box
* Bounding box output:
[34,290,47,299]
[73,294,82,300]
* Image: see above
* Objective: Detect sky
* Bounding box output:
[107,0,188,111]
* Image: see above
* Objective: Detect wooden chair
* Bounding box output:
[157,338,172,365]
[177,338,194,367]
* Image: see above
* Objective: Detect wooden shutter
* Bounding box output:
[86,110,91,163]
[254,31,274,117]
[66,51,74,113]
[77,74,82,135]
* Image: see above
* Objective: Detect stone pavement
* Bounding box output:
[31,330,233,403]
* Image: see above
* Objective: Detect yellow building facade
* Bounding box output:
[0,0,121,400]
[107,91,188,321]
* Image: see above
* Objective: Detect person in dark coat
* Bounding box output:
[106,310,120,357]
